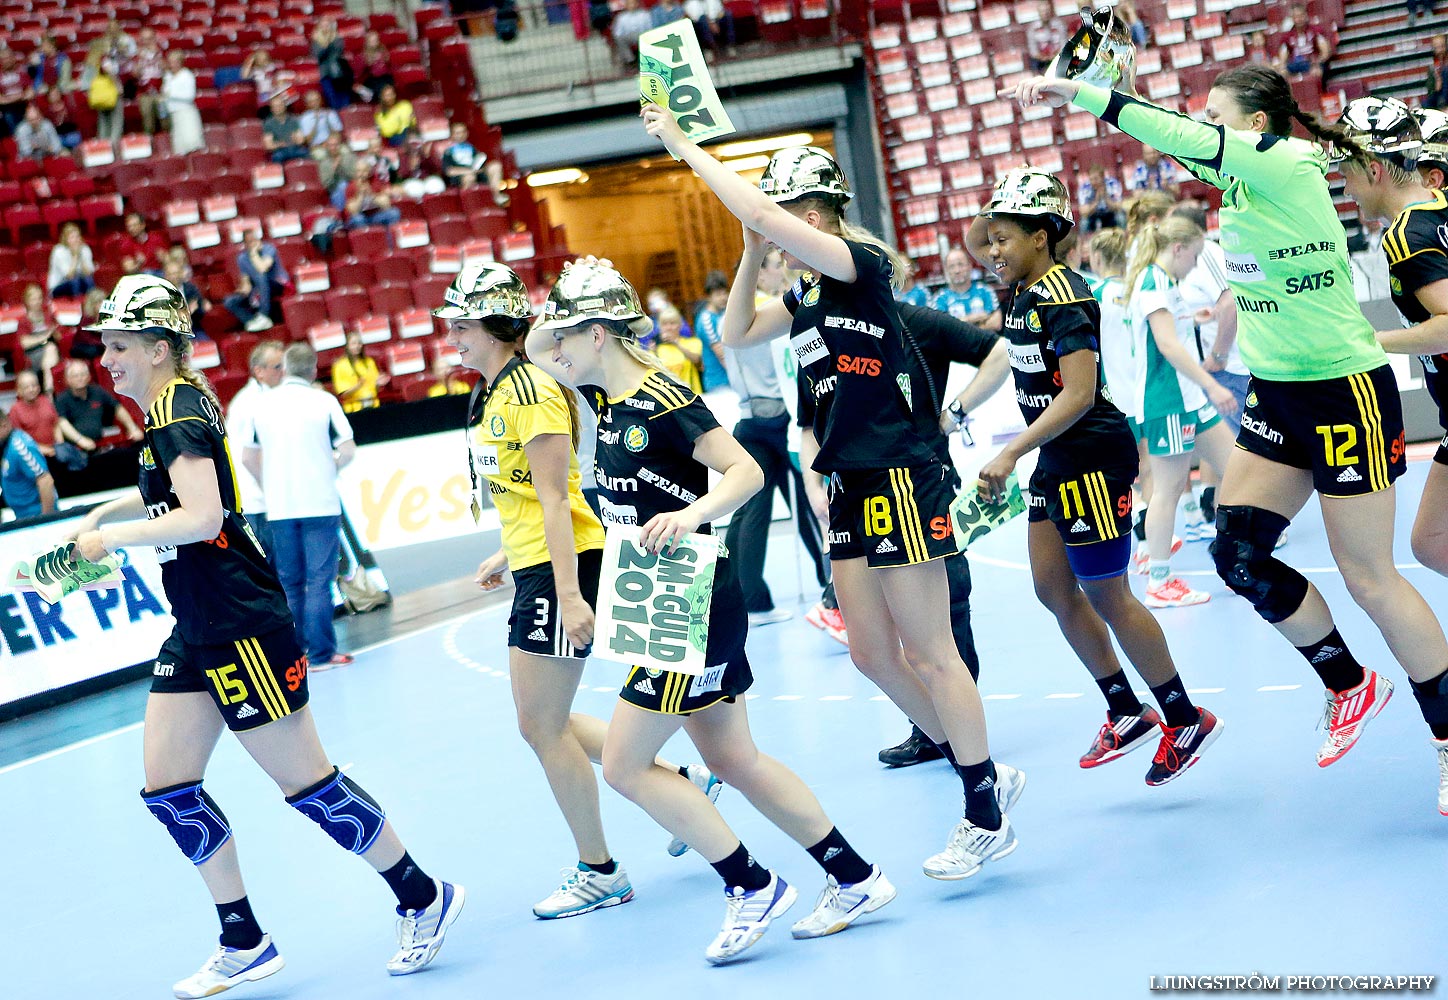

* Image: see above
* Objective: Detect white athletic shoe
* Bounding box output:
[705,872,797,964]
[922,813,1018,881]
[747,607,792,627]
[533,863,635,918]
[993,762,1027,813]
[1434,738,1448,817]
[667,764,724,857]
[1182,520,1216,542]
[387,879,465,976]
[790,865,896,939]
[173,934,284,999]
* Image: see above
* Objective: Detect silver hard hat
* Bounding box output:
[431,261,532,321]
[84,273,193,338]
[757,146,854,204]
[984,168,1076,235]
[1412,107,1448,170]
[1334,96,1423,170]
[1048,4,1137,94]
[534,261,654,338]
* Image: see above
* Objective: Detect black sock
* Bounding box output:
[1148,674,1198,728]
[956,759,1002,830]
[1295,629,1365,693]
[710,842,771,892]
[805,827,874,885]
[216,896,264,951]
[1095,670,1144,716]
[583,859,618,875]
[1410,668,1448,740]
[821,580,837,610]
[936,739,958,766]
[677,765,691,779]
[380,852,437,913]
[1133,508,1148,542]
[1200,486,1216,524]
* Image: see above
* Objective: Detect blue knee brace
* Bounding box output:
[286,767,386,856]
[142,781,233,866]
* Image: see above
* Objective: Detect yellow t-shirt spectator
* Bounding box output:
[375,99,415,141]
[653,338,703,395]
[332,353,381,412]
[427,376,471,397]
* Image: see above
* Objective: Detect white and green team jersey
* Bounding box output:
[1073,84,1386,382]
[1129,263,1204,420]
[1092,275,1139,421]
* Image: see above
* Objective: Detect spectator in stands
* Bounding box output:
[1128,142,1182,196]
[1277,3,1332,76]
[28,35,72,97]
[345,150,402,228]
[80,41,124,144]
[440,122,509,205]
[162,48,204,155]
[0,407,56,520]
[297,88,343,150]
[14,102,63,160]
[0,47,33,137]
[426,354,470,397]
[1409,0,1437,26]
[1115,0,1149,47]
[651,306,704,393]
[49,224,96,300]
[41,88,80,149]
[1026,1,1066,74]
[312,16,353,111]
[128,26,167,135]
[224,230,289,332]
[55,357,145,459]
[693,269,731,391]
[242,48,282,117]
[932,246,1001,330]
[9,371,65,462]
[1079,162,1126,232]
[17,284,59,391]
[652,0,688,27]
[316,132,358,210]
[895,257,930,307]
[226,339,286,552]
[1246,30,1274,67]
[684,0,735,56]
[1425,35,1448,109]
[163,256,211,333]
[331,329,387,412]
[354,30,393,103]
[101,17,138,64]
[241,342,357,668]
[262,93,310,162]
[374,83,415,147]
[611,0,655,66]
[118,212,168,275]
[70,288,107,360]
[392,139,447,200]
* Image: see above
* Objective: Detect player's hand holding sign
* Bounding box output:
[640,505,703,555]
[642,101,689,156]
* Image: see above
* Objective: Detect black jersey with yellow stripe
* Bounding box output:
[999,264,1136,473]
[140,379,292,644]
[582,370,720,529]
[1382,188,1448,426]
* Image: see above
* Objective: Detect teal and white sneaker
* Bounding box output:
[790,865,896,939]
[705,871,797,964]
[667,764,724,857]
[533,863,634,919]
[387,879,465,975]
[922,813,1018,881]
[173,934,284,998]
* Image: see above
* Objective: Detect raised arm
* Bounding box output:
[720,225,794,348]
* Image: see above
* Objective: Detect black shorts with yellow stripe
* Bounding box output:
[1028,464,1135,546]
[151,624,310,732]
[826,461,957,568]
[617,555,753,715]
[1234,366,1406,497]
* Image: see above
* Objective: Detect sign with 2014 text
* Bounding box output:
[594,526,718,676]
[639,19,735,147]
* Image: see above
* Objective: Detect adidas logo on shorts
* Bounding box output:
[634,678,656,696]
[1336,467,1363,484]
[235,704,259,719]
[1070,519,1091,534]
[528,627,549,642]
[874,538,899,554]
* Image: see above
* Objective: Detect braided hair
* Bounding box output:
[1212,65,1368,160]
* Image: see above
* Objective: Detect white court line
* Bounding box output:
[1187,688,1226,694]
[772,695,803,701]
[1258,684,1303,692]
[1,602,509,779]
[1046,692,1085,699]
[819,695,852,702]
[984,693,1022,700]
[869,695,891,702]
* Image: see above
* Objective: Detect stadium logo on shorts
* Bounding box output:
[1026,309,1042,333]
[1391,276,1403,295]
[1246,392,1258,407]
[140,446,156,470]
[490,415,505,436]
[624,426,648,452]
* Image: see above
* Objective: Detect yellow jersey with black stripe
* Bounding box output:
[469,358,603,570]
[1000,263,1137,473]
[141,379,292,644]
[582,370,721,529]
[1382,188,1448,429]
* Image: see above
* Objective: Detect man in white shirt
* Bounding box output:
[226,339,285,551]
[240,342,357,669]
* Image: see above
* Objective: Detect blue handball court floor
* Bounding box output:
[2,462,1444,1000]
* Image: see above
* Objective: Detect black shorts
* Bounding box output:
[1235,366,1406,497]
[826,461,957,567]
[508,547,604,658]
[1435,431,1448,467]
[151,624,310,733]
[1028,464,1135,546]
[618,556,753,716]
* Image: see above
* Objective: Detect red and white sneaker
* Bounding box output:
[1432,738,1448,817]
[804,603,848,646]
[1080,707,1163,768]
[1316,670,1394,767]
[1130,536,1183,575]
[1144,576,1210,608]
[1145,707,1223,786]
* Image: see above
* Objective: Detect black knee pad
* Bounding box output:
[1210,505,1307,624]
[1410,671,1448,730]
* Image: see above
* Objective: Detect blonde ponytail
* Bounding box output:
[1123,215,1202,306]
[1090,228,1128,273]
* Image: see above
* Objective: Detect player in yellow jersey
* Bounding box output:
[434,263,720,918]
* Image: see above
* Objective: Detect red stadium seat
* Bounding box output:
[368,283,413,317]
[324,286,370,324]
[371,256,416,284]
[346,226,388,260]
[330,258,375,289]
[393,308,434,340]
[42,200,82,240]
[410,275,451,311]
[280,295,327,338]
[428,215,470,246]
